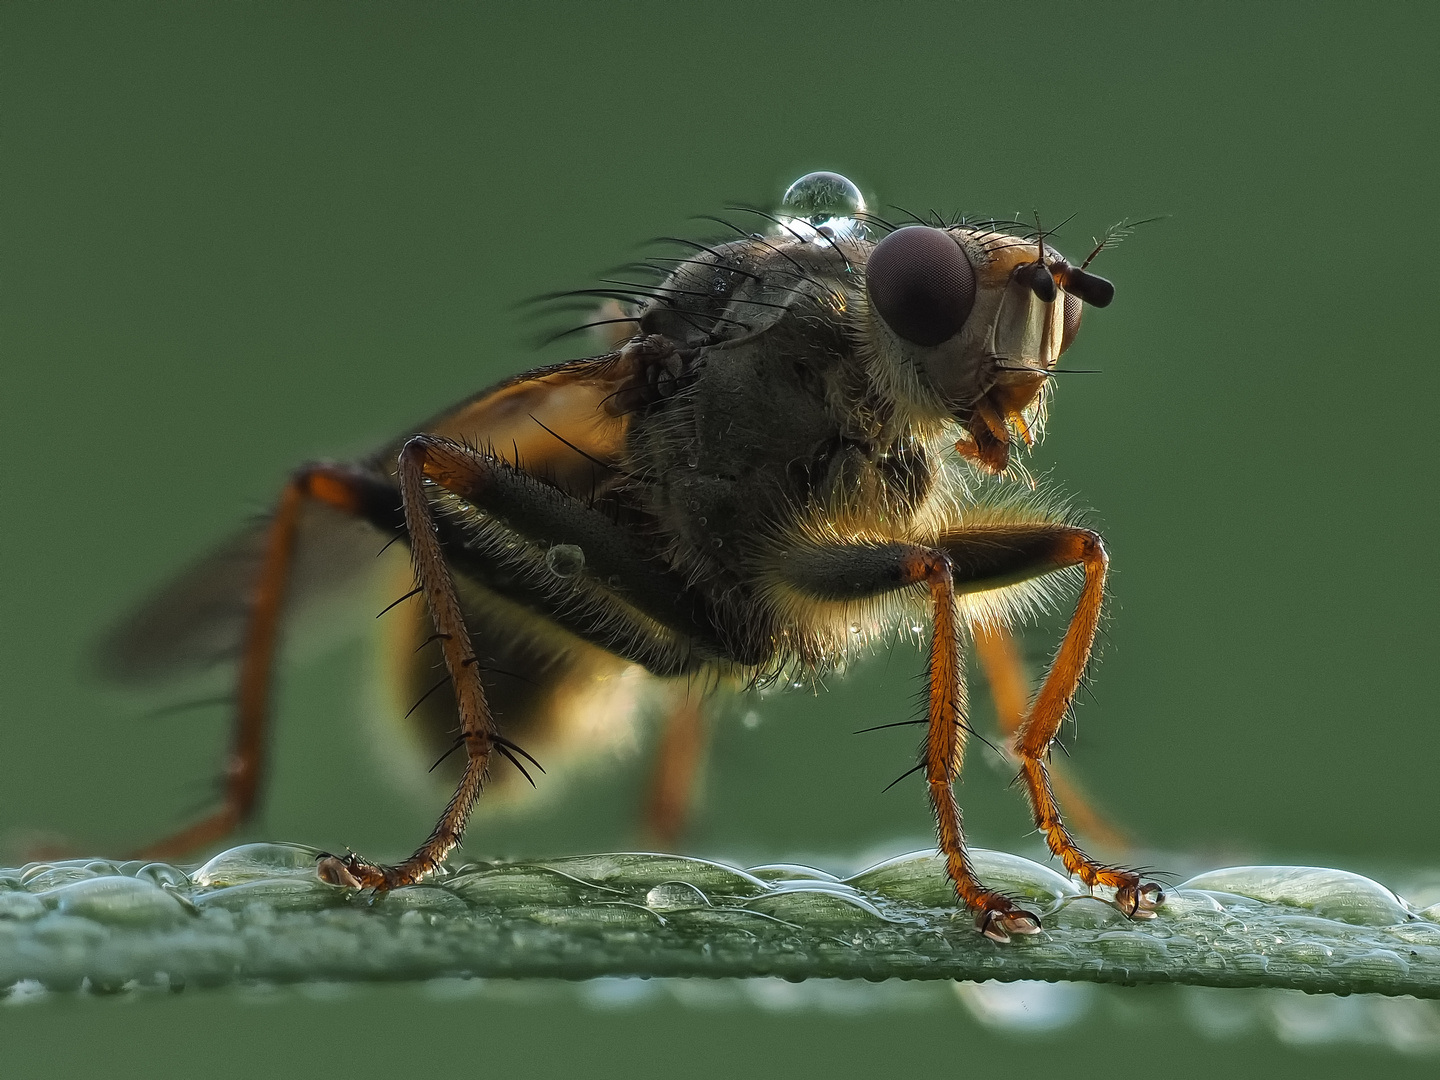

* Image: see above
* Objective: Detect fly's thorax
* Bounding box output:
[634,232,858,351]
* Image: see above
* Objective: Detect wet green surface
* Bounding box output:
[5,845,1440,999]
[5,1,1440,1075]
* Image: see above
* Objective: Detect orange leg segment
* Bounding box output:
[999,528,1161,917]
[971,621,1130,853]
[642,692,709,849]
[318,437,498,889]
[135,463,397,861]
[896,549,1043,943]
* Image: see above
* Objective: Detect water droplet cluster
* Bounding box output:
[2,844,1439,1003]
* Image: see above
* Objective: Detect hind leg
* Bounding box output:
[133,463,403,860]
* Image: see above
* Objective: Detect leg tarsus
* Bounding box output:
[976,906,1043,943]
[1115,879,1166,919]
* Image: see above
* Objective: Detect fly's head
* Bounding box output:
[606,173,1114,477]
[862,222,1114,474]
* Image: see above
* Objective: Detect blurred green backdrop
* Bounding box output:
[4,1,1439,1075]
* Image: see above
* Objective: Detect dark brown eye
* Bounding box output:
[1061,292,1083,354]
[865,226,976,347]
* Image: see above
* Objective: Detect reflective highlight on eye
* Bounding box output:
[865,226,977,347]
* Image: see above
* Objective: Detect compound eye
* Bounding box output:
[865,226,977,347]
[1060,292,1083,355]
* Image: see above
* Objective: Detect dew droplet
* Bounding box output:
[644,881,710,912]
[135,862,190,889]
[46,876,189,927]
[191,842,327,888]
[780,171,865,227]
[545,543,585,579]
[711,537,723,549]
[686,455,699,468]
[1179,866,1411,927]
[848,848,1075,913]
[22,866,97,892]
[849,622,862,635]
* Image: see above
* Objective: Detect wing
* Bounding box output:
[389,353,641,499]
[95,351,649,686]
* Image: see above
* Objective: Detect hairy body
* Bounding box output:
[101,175,1162,940]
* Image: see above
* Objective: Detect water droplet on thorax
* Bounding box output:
[545,543,585,579]
[778,171,867,242]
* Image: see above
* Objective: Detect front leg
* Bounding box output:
[777,527,1164,935]
[775,541,1042,941]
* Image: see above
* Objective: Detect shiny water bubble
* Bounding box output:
[44,876,190,927]
[780,171,866,227]
[644,881,710,912]
[446,865,592,910]
[191,842,328,888]
[135,862,190,889]
[22,866,98,893]
[371,886,471,918]
[742,883,890,929]
[847,848,1075,914]
[545,543,585,579]
[1180,866,1411,927]
[1050,895,1128,931]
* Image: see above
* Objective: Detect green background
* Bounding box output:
[3,1,1438,1075]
